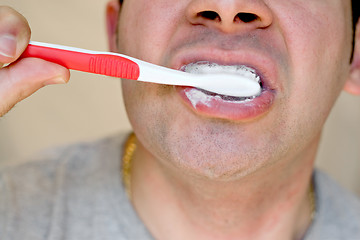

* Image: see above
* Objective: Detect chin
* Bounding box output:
[156,129,276,181]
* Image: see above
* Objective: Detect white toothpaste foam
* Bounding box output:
[185,88,218,108]
[185,88,254,109]
[183,62,260,84]
[182,62,260,107]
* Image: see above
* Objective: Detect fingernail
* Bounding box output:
[0,34,17,58]
[44,76,66,86]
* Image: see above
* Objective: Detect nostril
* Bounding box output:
[197,11,221,21]
[235,13,259,23]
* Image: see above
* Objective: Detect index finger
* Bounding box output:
[0,6,31,66]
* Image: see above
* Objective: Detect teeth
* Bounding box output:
[182,61,260,84]
[197,88,256,102]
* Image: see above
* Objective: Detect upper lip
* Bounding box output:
[169,47,280,92]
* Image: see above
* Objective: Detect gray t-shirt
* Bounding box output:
[0,134,359,240]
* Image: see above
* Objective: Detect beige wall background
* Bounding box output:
[0,0,359,197]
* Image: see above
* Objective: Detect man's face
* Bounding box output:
[116,0,353,179]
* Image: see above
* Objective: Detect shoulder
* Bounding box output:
[0,132,128,187]
[1,132,128,170]
[0,133,130,239]
[307,170,360,239]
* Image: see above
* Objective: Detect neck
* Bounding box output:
[129,136,318,240]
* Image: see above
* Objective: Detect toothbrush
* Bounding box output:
[21,41,261,97]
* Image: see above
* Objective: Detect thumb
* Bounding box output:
[0,57,70,116]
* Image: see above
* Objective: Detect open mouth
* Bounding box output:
[176,61,274,121]
[180,61,264,102]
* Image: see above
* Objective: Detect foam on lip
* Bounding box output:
[184,88,256,110]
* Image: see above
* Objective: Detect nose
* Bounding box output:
[186,0,273,33]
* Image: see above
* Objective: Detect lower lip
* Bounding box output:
[176,86,275,121]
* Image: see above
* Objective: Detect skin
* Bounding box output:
[114,0,353,179]
[106,0,359,239]
[0,7,69,116]
[0,0,359,239]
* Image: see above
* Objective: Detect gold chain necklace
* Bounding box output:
[121,133,316,220]
[122,133,137,198]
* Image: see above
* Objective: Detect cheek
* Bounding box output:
[117,0,186,63]
[121,81,189,168]
[279,1,350,74]
[276,0,352,114]
[121,80,173,141]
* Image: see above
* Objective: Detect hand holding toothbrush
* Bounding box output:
[0,6,261,118]
[0,6,70,117]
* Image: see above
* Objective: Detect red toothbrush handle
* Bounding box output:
[21,43,140,80]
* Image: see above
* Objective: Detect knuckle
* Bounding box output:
[15,87,28,102]
[0,102,14,117]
